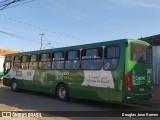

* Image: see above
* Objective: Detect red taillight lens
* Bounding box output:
[125,71,131,93]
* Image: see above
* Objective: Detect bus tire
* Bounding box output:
[11,80,18,92]
[56,84,69,101]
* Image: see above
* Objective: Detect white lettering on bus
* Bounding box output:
[58,72,69,76]
[132,76,145,86]
[147,69,152,74]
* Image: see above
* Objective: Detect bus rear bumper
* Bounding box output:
[124,92,152,102]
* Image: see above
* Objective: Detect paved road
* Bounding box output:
[0,84,159,120]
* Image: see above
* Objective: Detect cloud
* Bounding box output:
[119,0,160,9]
[37,0,91,22]
[36,0,133,36]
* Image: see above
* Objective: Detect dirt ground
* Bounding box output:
[0,104,21,111]
[0,82,69,120]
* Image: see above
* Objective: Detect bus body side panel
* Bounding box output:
[3,40,127,102]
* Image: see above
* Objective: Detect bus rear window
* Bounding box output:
[131,43,152,63]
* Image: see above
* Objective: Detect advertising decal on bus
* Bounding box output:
[81,70,114,88]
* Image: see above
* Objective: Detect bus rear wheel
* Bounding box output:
[56,84,69,101]
[11,80,18,92]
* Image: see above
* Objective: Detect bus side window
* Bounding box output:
[13,56,21,69]
[29,54,38,69]
[21,55,29,69]
[4,62,11,71]
[104,46,120,70]
[39,53,51,69]
[81,47,102,70]
[4,56,12,72]
[52,52,64,70]
[65,50,80,69]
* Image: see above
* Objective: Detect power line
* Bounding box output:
[0,0,11,4]
[0,30,39,44]
[0,0,35,10]
[0,29,72,49]
[0,24,72,46]
[0,15,92,43]
[0,0,36,10]
[0,24,41,41]
[0,0,24,10]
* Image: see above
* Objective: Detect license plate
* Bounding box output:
[139,88,144,92]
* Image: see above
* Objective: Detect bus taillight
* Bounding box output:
[125,71,131,93]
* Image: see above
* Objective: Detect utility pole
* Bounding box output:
[39,33,44,50]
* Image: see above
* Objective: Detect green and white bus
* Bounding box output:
[3,39,152,102]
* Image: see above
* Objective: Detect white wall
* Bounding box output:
[0,55,4,75]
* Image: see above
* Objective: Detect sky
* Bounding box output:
[0,0,160,51]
